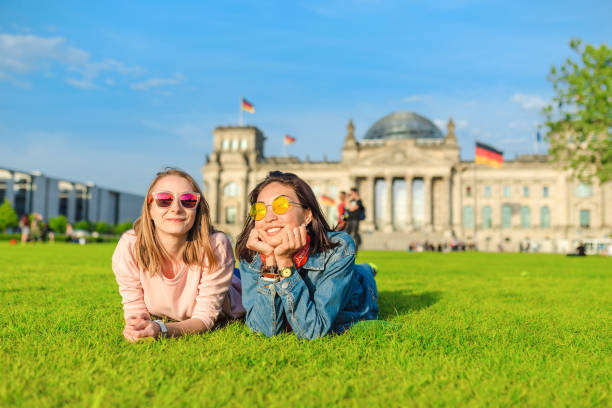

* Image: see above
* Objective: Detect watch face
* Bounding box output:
[280,267,293,278]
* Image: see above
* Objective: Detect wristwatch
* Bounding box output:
[154,319,168,338]
[279,266,294,278]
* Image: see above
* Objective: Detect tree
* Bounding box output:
[74,220,91,231]
[49,215,68,233]
[95,221,111,234]
[543,38,612,183]
[113,221,133,235]
[0,200,19,232]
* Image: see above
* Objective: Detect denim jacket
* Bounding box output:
[239,231,378,339]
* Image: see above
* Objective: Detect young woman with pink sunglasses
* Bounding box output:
[112,168,244,342]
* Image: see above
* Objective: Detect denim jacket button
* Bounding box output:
[281,282,289,289]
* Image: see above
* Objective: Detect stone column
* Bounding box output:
[239,176,248,224]
[424,175,432,231]
[210,176,220,224]
[363,176,375,232]
[384,176,393,232]
[405,175,413,231]
[451,169,462,233]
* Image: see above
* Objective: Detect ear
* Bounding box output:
[303,208,313,226]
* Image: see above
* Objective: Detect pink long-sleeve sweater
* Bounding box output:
[112,230,245,329]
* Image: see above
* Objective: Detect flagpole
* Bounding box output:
[282,138,286,157]
[239,97,243,126]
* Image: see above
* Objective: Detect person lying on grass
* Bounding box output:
[235,170,379,339]
[112,168,244,342]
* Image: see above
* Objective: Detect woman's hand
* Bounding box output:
[274,224,307,268]
[122,312,160,342]
[246,229,276,263]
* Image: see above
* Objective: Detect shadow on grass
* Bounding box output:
[378,290,442,319]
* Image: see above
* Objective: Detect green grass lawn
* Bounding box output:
[1,243,610,407]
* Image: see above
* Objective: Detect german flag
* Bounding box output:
[475,141,503,169]
[241,98,255,114]
[320,194,335,206]
[284,134,296,144]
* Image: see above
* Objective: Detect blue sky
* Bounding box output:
[1,0,610,194]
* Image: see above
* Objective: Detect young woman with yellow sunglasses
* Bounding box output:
[235,171,379,339]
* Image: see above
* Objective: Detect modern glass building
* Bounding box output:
[0,167,143,225]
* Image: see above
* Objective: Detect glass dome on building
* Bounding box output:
[363,112,443,140]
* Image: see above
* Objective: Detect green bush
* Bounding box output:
[0,232,20,241]
[0,200,19,232]
[73,220,91,231]
[113,221,133,235]
[49,215,68,233]
[95,221,111,234]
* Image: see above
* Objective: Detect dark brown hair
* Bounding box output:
[235,170,339,262]
[133,168,218,275]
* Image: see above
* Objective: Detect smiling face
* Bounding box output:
[254,182,312,247]
[148,175,198,240]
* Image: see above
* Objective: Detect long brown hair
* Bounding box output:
[133,168,217,275]
[236,170,339,263]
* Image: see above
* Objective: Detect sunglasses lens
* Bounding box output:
[179,193,199,208]
[250,202,267,221]
[272,196,290,215]
[154,192,173,207]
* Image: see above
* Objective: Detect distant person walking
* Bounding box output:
[345,187,364,250]
[19,214,29,243]
[336,191,348,231]
[112,168,244,342]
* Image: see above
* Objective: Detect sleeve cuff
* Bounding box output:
[274,271,302,295]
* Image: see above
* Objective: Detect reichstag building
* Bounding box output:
[202,112,612,253]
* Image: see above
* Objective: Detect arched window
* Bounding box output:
[579,210,590,228]
[222,139,230,150]
[240,139,248,150]
[463,205,474,229]
[225,206,237,224]
[521,206,531,228]
[223,182,238,197]
[231,139,239,151]
[501,204,512,228]
[540,206,550,228]
[482,206,492,229]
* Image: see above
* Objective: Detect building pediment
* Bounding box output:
[359,147,439,167]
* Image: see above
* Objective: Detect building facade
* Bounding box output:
[202,112,612,252]
[0,167,143,225]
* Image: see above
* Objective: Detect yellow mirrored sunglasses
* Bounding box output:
[249,195,304,221]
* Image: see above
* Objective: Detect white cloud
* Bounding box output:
[455,119,468,129]
[433,118,445,129]
[510,93,548,110]
[0,71,31,88]
[402,94,428,103]
[0,33,141,88]
[130,73,185,91]
[65,77,96,89]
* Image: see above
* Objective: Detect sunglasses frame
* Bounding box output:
[148,191,201,209]
[249,195,304,221]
